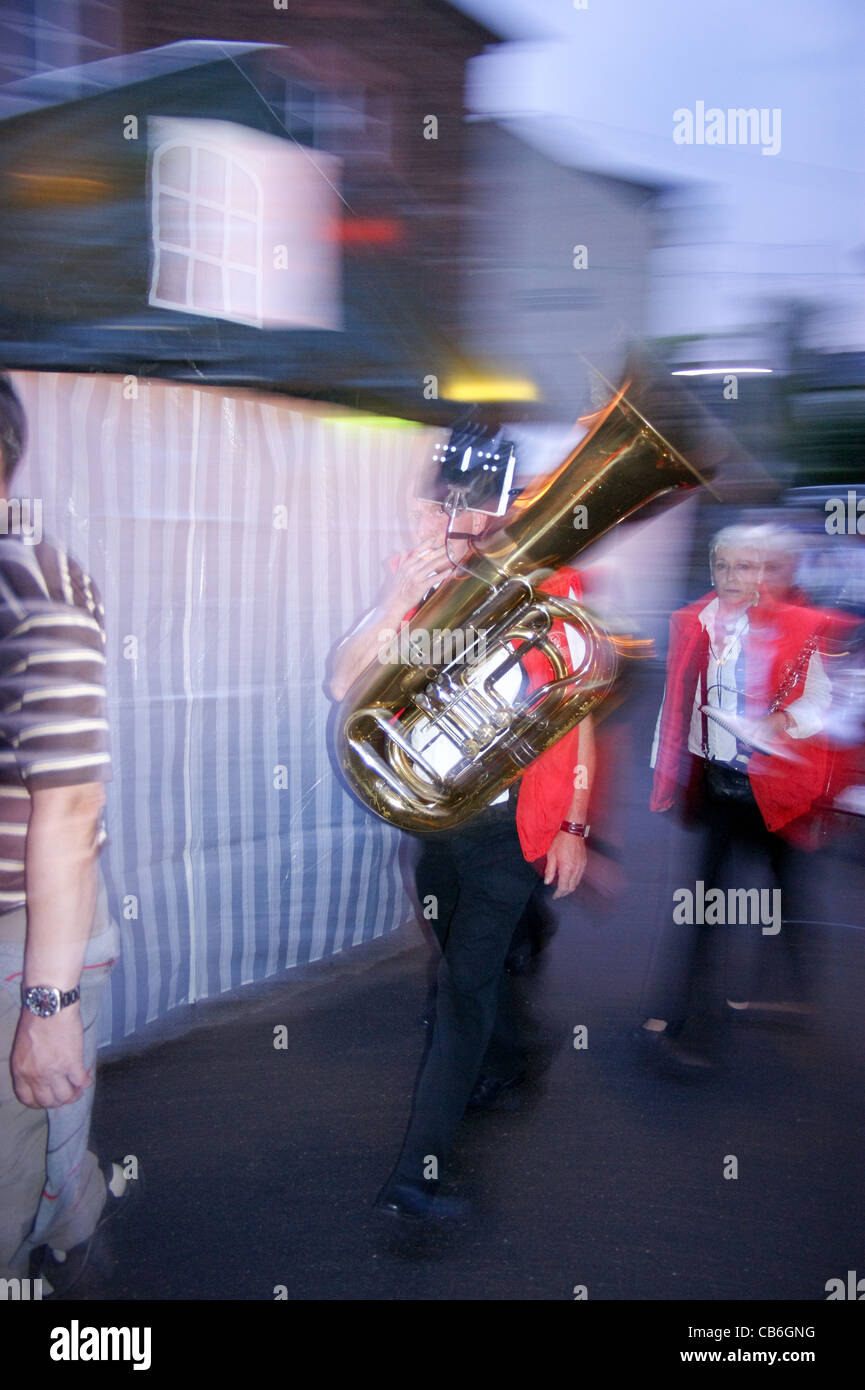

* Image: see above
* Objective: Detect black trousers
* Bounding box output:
[646,763,814,1044]
[394,796,541,1187]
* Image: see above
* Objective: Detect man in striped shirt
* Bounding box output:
[0,374,124,1292]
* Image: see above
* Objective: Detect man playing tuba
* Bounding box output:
[328,443,596,1221]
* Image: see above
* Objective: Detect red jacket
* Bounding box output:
[651,591,828,835]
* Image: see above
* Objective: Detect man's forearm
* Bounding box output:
[543,715,595,897]
[22,784,105,990]
[329,594,407,702]
[563,714,596,824]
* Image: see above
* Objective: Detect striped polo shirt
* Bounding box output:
[0,537,111,914]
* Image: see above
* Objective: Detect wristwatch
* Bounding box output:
[560,821,590,840]
[21,984,81,1018]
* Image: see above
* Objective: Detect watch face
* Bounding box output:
[24,986,61,1018]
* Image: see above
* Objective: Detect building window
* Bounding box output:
[260,70,392,165]
[315,86,392,164]
[148,139,263,327]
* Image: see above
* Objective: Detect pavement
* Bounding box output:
[71,682,865,1302]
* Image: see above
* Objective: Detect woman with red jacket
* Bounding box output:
[637,525,831,1067]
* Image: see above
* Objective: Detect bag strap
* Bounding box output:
[700,639,710,759]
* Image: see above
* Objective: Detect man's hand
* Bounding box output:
[392,544,454,610]
[11,1006,92,1109]
[543,831,588,900]
[329,545,458,702]
[748,709,791,746]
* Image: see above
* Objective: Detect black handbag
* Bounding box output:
[699,637,756,806]
[703,759,755,805]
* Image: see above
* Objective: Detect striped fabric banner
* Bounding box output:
[10,371,437,1044]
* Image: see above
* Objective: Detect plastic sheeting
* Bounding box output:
[11,371,437,1043]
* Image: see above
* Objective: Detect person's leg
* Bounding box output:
[478,968,526,1081]
[415,834,459,951]
[390,805,539,1189]
[716,802,777,1005]
[0,952,48,1278]
[665,788,735,1042]
[505,881,557,974]
[637,788,705,1032]
[19,898,119,1267]
[414,833,460,1025]
[772,837,819,1006]
[745,829,819,1009]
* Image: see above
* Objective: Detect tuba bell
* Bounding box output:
[337,385,706,832]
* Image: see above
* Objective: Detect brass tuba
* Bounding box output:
[337,386,705,832]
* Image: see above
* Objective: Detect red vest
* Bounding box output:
[514,567,585,864]
[651,591,828,836]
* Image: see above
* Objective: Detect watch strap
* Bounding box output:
[21,984,81,1017]
[560,821,590,839]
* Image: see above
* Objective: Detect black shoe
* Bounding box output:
[94,1158,145,1235]
[30,1158,144,1299]
[466,1070,526,1112]
[631,1024,714,1074]
[655,1033,714,1074]
[373,1178,470,1224]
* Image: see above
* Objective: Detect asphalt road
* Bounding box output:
[74,684,865,1302]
